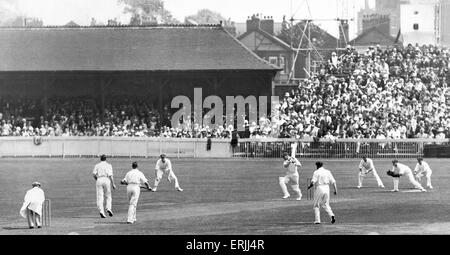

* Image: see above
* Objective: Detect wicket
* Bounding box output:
[306,178,313,200]
[42,199,51,227]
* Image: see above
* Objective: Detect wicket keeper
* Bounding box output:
[387,160,426,192]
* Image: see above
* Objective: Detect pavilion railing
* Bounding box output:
[231,138,450,159]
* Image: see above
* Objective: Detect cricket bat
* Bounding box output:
[291,142,298,158]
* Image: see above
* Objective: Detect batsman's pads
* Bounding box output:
[279,177,287,184]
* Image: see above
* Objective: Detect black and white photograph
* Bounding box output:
[1,0,450,241]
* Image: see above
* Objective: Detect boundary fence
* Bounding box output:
[231,138,450,159]
[0,137,449,159]
[0,137,231,158]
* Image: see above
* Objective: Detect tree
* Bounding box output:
[120,0,179,24]
[0,0,21,26]
[185,9,226,24]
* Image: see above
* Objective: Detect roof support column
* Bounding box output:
[158,81,163,126]
[42,76,55,123]
[158,78,170,128]
[100,78,112,124]
[0,77,3,98]
[206,76,225,95]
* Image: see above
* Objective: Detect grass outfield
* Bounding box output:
[0,158,449,235]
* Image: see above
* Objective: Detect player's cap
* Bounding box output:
[132,162,138,169]
[392,159,399,164]
[32,182,41,187]
[417,157,423,161]
[282,152,290,158]
[100,154,107,161]
[315,161,323,168]
[160,154,166,158]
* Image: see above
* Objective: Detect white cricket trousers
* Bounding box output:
[154,169,180,189]
[313,185,334,223]
[393,169,424,190]
[358,169,384,187]
[126,184,141,223]
[26,209,41,228]
[96,177,112,215]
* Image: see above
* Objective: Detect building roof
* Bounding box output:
[0,25,279,72]
[235,22,283,37]
[237,28,293,52]
[349,26,399,46]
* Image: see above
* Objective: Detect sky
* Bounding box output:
[0,0,376,36]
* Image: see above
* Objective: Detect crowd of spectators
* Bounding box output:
[276,44,450,139]
[1,44,450,140]
[1,96,166,137]
[1,96,240,138]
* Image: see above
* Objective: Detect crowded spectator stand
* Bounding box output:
[1,44,450,142]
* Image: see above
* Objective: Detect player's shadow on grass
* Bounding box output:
[94,221,129,225]
[71,216,102,219]
[3,226,32,230]
[265,222,314,226]
[341,186,377,190]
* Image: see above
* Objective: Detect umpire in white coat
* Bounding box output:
[20,182,45,229]
[307,162,337,224]
[93,154,117,218]
[121,162,152,224]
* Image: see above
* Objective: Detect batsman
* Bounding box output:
[279,149,302,200]
[357,156,384,189]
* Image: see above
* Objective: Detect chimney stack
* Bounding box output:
[246,14,260,32]
[260,16,274,35]
[246,14,274,35]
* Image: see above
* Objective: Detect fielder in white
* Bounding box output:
[121,162,152,224]
[357,156,385,189]
[279,152,302,200]
[152,154,183,192]
[414,158,433,189]
[93,154,117,218]
[387,160,426,192]
[307,162,337,224]
[20,182,45,229]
